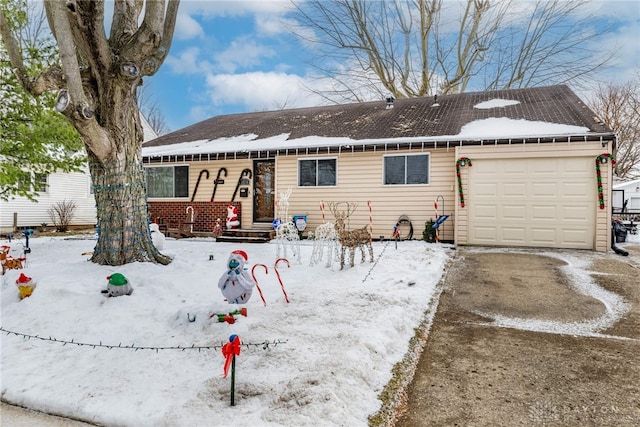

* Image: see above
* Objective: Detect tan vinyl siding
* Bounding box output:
[159,159,254,228]
[276,149,457,241]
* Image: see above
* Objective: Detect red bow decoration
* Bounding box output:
[221,335,241,378]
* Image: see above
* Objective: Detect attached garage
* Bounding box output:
[455,141,613,251]
[467,156,595,249]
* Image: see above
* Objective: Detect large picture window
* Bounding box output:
[384,154,429,185]
[298,158,337,187]
[145,165,189,198]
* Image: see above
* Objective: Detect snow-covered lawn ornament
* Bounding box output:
[226,205,240,229]
[149,223,165,250]
[105,273,133,297]
[218,250,256,304]
[221,334,242,406]
[16,273,36,299]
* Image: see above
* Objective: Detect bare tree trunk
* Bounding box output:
[1,0,179,266]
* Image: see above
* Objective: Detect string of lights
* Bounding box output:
[0,327,287,353]
[361,239,391,283]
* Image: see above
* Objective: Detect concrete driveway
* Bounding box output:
[395,244,640,426]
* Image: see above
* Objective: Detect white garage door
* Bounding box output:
[468,157,596,249]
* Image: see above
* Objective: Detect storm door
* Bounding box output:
[253,160,275,223]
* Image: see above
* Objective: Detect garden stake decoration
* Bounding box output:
[211,167,228,202]
[456,157,472,208]
[221,334,242,406]
[250,263,268,306]
[595,153,616,209]
[209,308,248,324]
[274,258,291,303]
[191,169,210,202]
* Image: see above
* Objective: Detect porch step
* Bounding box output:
[216,228,275,244]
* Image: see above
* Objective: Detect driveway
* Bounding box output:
[395,245,640,426]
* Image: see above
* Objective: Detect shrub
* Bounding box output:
[48,199,77,232]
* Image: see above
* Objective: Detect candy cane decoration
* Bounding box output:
[191,169,210,202]
[456,157,472,208]
[434,199,440,242]
[250,264,268,306]
[320,200,325,222]
[367,200,373,243]
[595,153,616,210]
[274,258,291,303]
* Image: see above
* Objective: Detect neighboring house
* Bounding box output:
[0,115,158,233]
[612,179,640,218]
[142,85,617,252]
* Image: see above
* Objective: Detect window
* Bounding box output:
[298,158,337,186]
[145,165,189,198]
[36,174,48,193]
[384,154,429,185]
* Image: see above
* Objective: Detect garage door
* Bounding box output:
[468,157,596,249]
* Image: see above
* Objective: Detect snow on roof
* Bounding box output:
[474,99,521,109]
[142,117,592,157]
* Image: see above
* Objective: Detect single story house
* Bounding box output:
[142,85,617,251]
[1,115,158,233]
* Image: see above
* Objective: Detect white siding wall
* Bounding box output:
[0,167,96,232]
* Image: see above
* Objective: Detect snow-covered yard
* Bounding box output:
[1,235,452,426]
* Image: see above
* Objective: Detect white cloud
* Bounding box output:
[174,12,205,40]
[165,47,214,75]
[204,71,326,112]
[214,37,276,73]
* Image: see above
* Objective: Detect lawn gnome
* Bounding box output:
[218,250,255,304]
[213,218,224,237]
[226,205,240,230]
[16,273,36,299]
[105,273,133,297]
[149,223,165,250]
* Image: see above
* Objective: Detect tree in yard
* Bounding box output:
[589,77,640,180]
[0,0,180,265]
[0,0,84,202]
[291,0,616,102]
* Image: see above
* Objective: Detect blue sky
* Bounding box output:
[144,1,640,133]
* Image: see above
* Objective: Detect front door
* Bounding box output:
[253,160,275,223]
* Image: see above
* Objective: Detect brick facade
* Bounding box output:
[147,201,242,232]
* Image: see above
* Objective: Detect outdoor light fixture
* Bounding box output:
[54,89,70,112]
[459,159,466,166]
[601,157,608,164]
[121,62,140,77]
[636,186,639,192]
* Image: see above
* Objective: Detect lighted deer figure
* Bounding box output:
[275,187,300,262]
[309,221,339,268]
[328,202,373,270]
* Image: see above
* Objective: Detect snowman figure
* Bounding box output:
[105,273,133,297]
[218,250,255,304]
[149,223,165,250]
